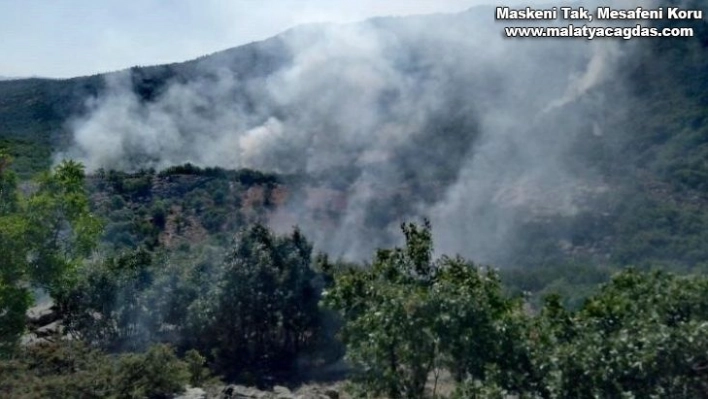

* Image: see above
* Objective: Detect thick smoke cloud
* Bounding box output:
[57,4,646,263]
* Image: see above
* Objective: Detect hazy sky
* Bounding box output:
[0,0,535,79]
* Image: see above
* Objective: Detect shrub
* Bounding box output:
[114,344,189,399]
[0,342,189,399]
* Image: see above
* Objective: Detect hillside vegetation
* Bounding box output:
[0,5,706,275]
[1,2,708,397]
[2,158,708,398]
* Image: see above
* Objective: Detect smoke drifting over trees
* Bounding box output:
[4,0,708,396]
[57,4,649,263]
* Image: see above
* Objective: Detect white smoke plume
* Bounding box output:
[57,4,645,263]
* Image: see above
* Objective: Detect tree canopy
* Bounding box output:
[0,155,100,355]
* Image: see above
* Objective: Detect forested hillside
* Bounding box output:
[2,1,708,397]
[0,4,706,275]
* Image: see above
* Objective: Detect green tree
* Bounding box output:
[0,153,31,355]
[0,156,101,355]
[186,224,322,383]
[501,269,708,398]
[323,221,520,399]
[25,159,103,293]
[547,270,708,398]
[59,249,157,352]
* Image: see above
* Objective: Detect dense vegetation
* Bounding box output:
[1,157,325,396]
[0,342,202,399]
[88,164,283,250]
[1,2,708,397]
[325,222,708,398]
[2,157,708,398]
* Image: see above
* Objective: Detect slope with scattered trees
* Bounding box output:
[1,1,708,397]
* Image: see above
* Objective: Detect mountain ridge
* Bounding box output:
[1,3,708,269]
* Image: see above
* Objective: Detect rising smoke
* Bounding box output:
[56,2,651,264]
